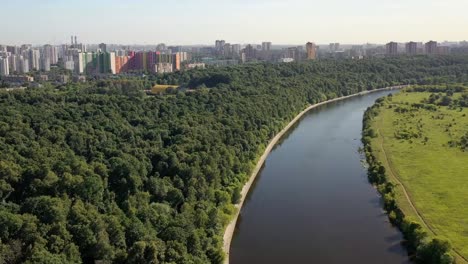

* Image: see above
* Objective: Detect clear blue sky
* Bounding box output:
[2,0,468,45]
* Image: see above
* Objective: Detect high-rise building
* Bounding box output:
[6,46,19,55]
[11,55,21,73]
[86,52,98,74]
[99,43,107,53]
[284,48,295,61]
[96,51,115,74]
[109,52,116,74]
[222,43,232,57]
[43,44,58,64]
[386,42,398,56]
[19,56,29,74]
[29,49,40,71]
[261,42,272,61]
[156,43,167,52]
[157,53,173,64]
[168,46,182,53]
[114,49,126,56]
[0,57,9,76]
[177,52,189,62]
[329,43,340,52]
[155,63,173,73]
[284,47,302,62]
[127,51,176,73]
[172,53,181,71]
[232,44,241,56]
[425,41,438,55]
[146,52,157,72]
[405,42,418,55]
[40,57,51,72]
[262,42,272,51]
[132,52,147,71]
[306,42,317,60]
[8,56,17,73]
[437,46,450,55]
[76,52,85,74]
[243,44,257,60]
[64,60,75,71]
[350,45,364,59]
[115,55,130,74]
[20,44,32,53]
[215,40,226,53]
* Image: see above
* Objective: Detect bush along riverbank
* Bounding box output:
[362,95,456,264]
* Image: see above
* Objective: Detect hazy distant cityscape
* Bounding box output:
[1,38,468,86]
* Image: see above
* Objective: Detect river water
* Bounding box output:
[230,90,410,264]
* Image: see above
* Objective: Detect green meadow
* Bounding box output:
[369,86,468,262]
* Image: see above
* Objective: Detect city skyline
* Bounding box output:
[2,0,468,45]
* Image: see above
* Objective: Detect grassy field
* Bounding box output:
[150,84,179,94]
[369,87,468,262]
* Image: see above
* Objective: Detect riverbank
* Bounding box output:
[222,86,404,264]
[364,87,468,263]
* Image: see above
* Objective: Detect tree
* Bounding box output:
[415,238,454,264]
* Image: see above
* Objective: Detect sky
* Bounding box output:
[2,0,468,45]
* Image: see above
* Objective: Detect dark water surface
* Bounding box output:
[230,91,409,264]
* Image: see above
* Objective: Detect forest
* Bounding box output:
[1,56,468,264]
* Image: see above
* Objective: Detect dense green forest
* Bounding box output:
[1,56,468,264]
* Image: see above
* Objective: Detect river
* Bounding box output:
[229,90,410,264]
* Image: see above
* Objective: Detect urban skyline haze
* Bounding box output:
[2,0,468,45]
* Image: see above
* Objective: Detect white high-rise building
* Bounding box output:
[109,52,116,74]
[76,53,84,74]
[19,57,30,74]
[0,58,10,76]
[43,44,58,64]
[40,57,50,72]
[8,55,17,73]
[29,49,40,71]
[50,50,56,65]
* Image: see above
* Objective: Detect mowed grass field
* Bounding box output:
[370,90,468,262]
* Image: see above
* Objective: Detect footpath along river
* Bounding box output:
[229,90,410,264]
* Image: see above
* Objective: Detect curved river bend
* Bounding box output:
[230,90,409,264]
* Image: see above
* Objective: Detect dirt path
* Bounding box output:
[377,128,430,228]
[222,86,403,264]
[377,124,468,263]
